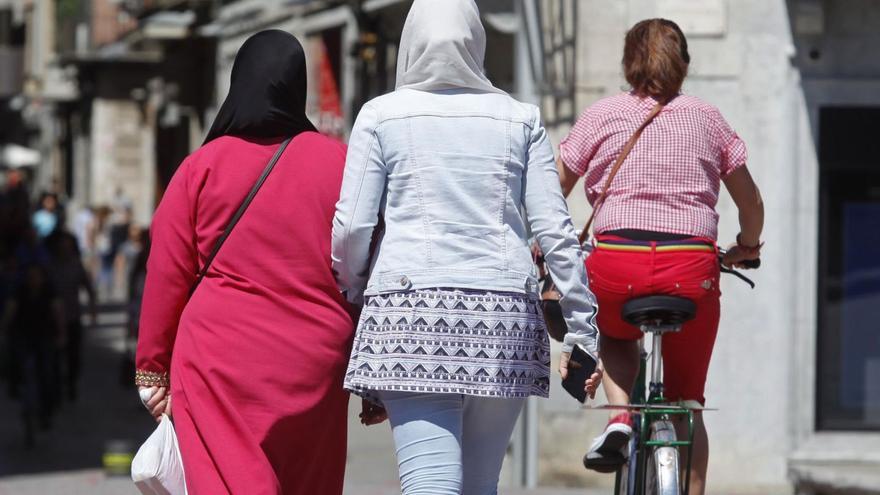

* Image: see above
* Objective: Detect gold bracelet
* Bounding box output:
[135,369,170,388]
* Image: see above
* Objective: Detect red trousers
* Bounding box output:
[585,235,721,404]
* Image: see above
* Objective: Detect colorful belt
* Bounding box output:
[594,238,715,253]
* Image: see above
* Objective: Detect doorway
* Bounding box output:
[816,106,880,431]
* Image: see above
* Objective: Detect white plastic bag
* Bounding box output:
[131,414,187,495]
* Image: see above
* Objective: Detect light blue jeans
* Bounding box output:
[377,391,526,495]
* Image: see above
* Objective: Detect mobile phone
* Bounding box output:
[562,345,598,403]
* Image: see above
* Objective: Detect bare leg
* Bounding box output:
[598,334,640,421]
[674,411,708,495]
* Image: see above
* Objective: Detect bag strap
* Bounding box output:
[578,103,664,245]
[189,137,293,295]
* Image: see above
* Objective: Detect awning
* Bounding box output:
[483,12,518,34]
[140,10,197,40]
[60,41,163,66]
[0,0,24,23]
[1,143,41,168]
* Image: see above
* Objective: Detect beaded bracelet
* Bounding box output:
[135,369,170,388]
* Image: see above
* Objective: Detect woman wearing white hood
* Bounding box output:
[333,1,601,492]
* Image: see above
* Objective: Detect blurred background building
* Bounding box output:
[0,1,878,494]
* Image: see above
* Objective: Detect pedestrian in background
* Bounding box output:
[332,1,601,493]
[0,170,31,253]
[0,263,65,447]
[135,30,357,494]
[72,205,98,279]
[109,199,132,300]
[557,19,764,494]
[13,227,49,276]
[0,247,17,396]
[122,229,149,388]
[32,192,60,239]
[116,224,145,298]
[93,206,114,300]
[47,229,96,401]
[108,187,132,261]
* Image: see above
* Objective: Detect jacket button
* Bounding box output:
[399,276,409,287]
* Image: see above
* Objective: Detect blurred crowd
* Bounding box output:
[0,169,150,447]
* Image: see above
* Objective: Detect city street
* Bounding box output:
[3,0,879,493]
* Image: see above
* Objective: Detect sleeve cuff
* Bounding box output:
[720,136,748,177]
[558,143,586,177]
[562,333,598,360]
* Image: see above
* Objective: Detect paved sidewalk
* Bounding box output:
[0,469,605,495]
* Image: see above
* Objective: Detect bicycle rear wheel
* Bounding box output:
[645,419,680,495]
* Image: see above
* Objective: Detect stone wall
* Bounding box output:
[89,98,155,225]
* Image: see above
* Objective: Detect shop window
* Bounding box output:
[306,28,344,137]
[816,106,880,430]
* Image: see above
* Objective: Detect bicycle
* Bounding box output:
[588,253,758,495]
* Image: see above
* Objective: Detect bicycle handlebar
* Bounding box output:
[738,258,761,269]
[717,248,759,288]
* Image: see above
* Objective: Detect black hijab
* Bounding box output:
[204,30,317,144]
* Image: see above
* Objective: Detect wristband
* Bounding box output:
[736,233,763,255]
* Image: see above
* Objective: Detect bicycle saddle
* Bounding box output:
[621,295,696,327]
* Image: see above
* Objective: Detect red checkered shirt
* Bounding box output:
[559,92,747,240]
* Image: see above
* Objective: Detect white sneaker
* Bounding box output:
[583,415,633,473]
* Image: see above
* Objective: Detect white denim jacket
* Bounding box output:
[331,88,598,354]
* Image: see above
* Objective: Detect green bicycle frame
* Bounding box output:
[614,340,695,495]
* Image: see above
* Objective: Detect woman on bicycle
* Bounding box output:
[557,19,764,494]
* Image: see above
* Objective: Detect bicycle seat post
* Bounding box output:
[641,322,679,401]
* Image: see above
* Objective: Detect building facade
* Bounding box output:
[5,0,877,493]
[0,0,27,164]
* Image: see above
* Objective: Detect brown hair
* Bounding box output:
[623,19,690,103]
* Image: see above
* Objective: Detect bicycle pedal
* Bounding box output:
[583,451,626,473]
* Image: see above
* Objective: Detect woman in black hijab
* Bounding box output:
[204,29,316,143]
[135,30,364,494]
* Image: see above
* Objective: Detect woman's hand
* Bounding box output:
[559,351,572,380]
[585,363,604,399]
[559,353,604,400]
[139,386,171,422]
[721,244,759,268]
[359,398,387,426]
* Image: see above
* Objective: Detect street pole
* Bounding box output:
[513,1,541,487]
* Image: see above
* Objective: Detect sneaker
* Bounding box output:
[583,413,633,473]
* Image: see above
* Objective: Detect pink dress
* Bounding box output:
[136,133,354,494]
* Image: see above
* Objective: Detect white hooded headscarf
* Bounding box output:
[395,0,505,94]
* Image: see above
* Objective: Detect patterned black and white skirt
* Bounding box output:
[343,288,551,405]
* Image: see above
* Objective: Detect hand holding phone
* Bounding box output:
[561,345,601,403]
